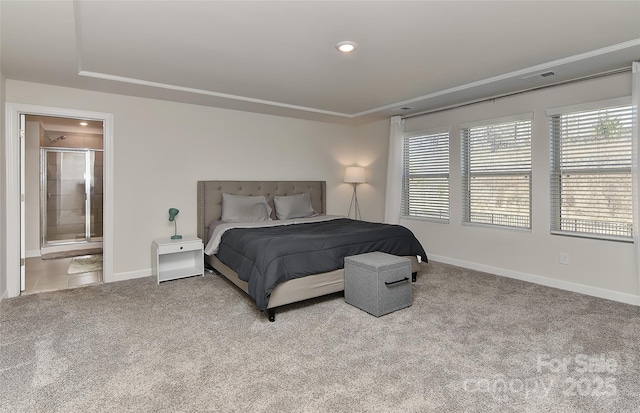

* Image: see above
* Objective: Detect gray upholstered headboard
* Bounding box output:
[197,180,327,242]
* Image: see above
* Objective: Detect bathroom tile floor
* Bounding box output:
[23,256,102,295]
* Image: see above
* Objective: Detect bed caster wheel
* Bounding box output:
[412,272,417,282]
[268,309,276,322]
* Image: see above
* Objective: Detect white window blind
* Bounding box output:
[461,114,532,229]
[549,101,633,240]
[402,129,450,222]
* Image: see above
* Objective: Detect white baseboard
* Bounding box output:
[428,254,640,306]
[107,269,152,283]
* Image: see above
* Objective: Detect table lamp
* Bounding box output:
[168,208,182,239]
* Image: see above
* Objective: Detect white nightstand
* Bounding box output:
[152,235,204,284]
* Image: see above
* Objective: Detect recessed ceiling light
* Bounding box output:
[336,41,357,53]
[79,122,88,126]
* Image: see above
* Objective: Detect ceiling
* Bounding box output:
[2,1,640,125]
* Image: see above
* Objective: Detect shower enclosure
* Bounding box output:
[41,148,103,246]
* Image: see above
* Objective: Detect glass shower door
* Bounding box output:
[42,149,102,246]
[90,150,103,240]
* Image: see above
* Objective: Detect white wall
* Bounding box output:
[0,69,6,301]
[403,72,639,304]
[4,80,386,285]
[7,74,634,305]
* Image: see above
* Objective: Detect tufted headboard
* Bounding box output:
[197,180,326,242]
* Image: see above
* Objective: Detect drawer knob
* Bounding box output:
[385,277,409,286]
[180,246,183,250]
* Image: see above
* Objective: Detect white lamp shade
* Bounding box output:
[344,166,366,183]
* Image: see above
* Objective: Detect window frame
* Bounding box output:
[547,96,633,242]
[460,112,534,230]
[401,127,450,223]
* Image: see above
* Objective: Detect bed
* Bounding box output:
[197,180,427,321]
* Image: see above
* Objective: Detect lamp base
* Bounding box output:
[171,235,182,240]
[347,183,362,220]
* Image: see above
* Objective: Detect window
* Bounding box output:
[461,114,532,229]
[402,128,450,222]
[548,98,633,240]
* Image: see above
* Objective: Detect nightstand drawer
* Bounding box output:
[157,240,202,255]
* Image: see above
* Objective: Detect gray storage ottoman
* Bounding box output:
[344,252,412,317]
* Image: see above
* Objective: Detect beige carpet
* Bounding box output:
[67,255,103,275]
[1,261,639,412]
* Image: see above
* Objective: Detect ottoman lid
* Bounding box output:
[344,252,411,271]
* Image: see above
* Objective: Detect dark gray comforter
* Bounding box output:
[215,218,427,311]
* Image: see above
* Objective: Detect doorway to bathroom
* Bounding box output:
[23,115,104,294]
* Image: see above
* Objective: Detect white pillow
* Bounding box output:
[273,192,316,220]
[221,193,272,222]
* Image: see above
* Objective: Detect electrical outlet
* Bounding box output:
[559,252,570,265]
